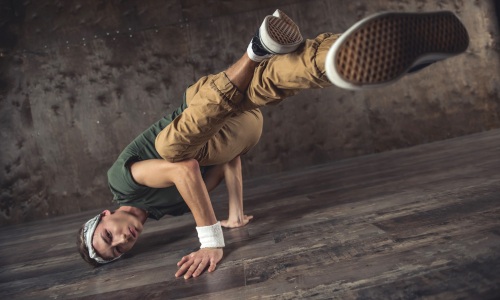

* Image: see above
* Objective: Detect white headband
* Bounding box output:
[83,213,122,264]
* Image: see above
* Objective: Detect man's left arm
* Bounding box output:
[219,156,254,228]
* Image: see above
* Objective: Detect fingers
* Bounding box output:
[176,254,190,267]
[208,257,217,272]
[175,253,194,277]
[175,256,209,279]
[175,259,191,278]
[221,215,254,228]
[184,258,200,279]
[192,258,208,278]
[175,249,223,279]
[241,215,254,226]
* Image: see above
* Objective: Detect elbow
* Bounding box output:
[176,158,200,177]
[171,158,202,186]
[180,158,200,171]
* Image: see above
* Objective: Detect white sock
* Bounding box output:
[246,42,273,62]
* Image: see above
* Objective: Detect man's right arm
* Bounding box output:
[130,159,223,279]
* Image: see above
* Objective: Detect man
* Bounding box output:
[77,10,469,279]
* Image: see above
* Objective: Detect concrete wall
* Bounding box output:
[1,0,499,225]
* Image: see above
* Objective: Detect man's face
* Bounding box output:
[92,210,144,260]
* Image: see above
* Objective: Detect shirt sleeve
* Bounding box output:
[107,155,147,201]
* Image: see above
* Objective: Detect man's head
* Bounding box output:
[76,209,144,266]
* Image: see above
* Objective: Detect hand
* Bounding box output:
[221,215,253,228]
[175,248,223,279]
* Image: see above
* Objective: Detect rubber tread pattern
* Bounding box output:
[267,16,302,45]
[335,12,469,85]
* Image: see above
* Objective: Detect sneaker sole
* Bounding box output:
[260,14,303,54]
[325,11,470,90]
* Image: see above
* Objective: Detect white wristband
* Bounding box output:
[196,221,225,248]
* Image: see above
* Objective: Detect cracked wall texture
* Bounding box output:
[1,0,499,225]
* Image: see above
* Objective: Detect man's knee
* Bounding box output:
[248,110,263,147]
[239,109,263,155]
[155,129,189,162]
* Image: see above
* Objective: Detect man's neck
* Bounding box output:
[116,206,148,223]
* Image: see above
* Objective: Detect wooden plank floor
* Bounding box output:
[1,129,500,299]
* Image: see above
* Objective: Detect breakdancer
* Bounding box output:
[77,9,469,279]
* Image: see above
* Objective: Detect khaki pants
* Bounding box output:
[155,33,340,166]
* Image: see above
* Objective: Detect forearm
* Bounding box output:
[224,156,244,221]
[174,163,217,227]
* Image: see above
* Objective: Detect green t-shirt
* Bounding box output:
[107,99,207,220]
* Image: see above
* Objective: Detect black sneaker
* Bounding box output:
[325,11,470,90]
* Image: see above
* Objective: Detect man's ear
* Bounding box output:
[101,209,112,217]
